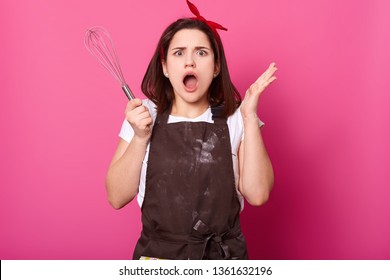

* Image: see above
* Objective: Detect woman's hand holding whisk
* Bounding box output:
[125,99,153,142]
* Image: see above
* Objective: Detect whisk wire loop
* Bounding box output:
[84,26,134,100]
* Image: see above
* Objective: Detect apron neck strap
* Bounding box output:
[211,105,227,124]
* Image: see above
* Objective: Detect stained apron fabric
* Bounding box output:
[133,107,248,260]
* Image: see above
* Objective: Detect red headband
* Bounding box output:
[160,1,227,60]
[186,0,228,35]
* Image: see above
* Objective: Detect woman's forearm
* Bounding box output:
[106,137,148,209]
[239,117,274,206]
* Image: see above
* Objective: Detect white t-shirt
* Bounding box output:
[119,99,264,210]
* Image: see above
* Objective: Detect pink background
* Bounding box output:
[1,0,389,259]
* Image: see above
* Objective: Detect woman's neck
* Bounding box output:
[170,100,209,119]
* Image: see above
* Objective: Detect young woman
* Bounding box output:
[106,0,277,259]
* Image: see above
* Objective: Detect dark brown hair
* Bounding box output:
[141,18,241,117]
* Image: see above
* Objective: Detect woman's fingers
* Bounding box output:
[126,98,142,111]
[256,63,277,83]
[248,63,277,95]
[124,99,153,138]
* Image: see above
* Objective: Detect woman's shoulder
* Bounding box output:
[226,108,244,141]
[227,107,243,128]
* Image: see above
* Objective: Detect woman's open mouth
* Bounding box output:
[183,73,198,92]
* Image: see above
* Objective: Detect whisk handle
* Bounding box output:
[122,84,135,100]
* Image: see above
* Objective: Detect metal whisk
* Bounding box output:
[84,26,135,100]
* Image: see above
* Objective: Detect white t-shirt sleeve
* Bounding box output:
[119,119,133,143]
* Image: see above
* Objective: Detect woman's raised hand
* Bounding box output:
[241,62,277,119]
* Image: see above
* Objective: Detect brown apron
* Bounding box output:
[133,106,248,260]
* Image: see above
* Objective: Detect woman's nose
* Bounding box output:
[185,54,196,68]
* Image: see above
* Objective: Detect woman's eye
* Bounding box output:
[197,50,207,56]
[174,50,183,56]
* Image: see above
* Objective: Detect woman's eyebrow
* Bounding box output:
[170,46,211,51]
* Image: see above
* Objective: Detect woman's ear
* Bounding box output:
[162,59,168,76]
[214,61,220,77]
